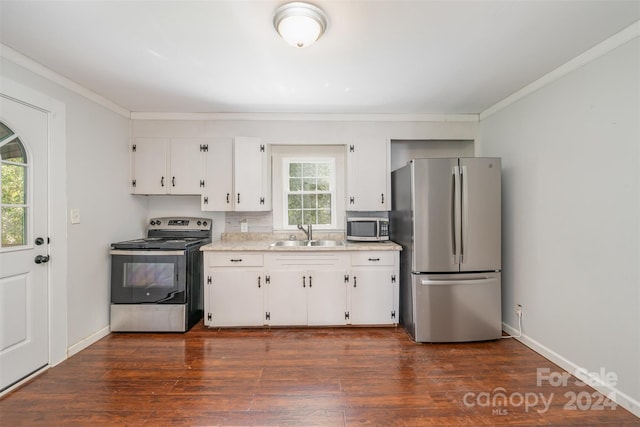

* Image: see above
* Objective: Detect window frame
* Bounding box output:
[0,130,29,250]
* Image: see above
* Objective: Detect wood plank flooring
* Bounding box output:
[1,324,638,426]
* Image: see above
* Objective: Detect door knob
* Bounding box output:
[35,255,50,264]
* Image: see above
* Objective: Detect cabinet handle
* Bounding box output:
[230,258,242,262]
[309,276,312,288]
[302,276,306,288]
[237,193,240,204]
[381,193,384,204]
[368,258,380,262]
[226,193,230,204]
[161,176,165,187]
[353,276,357,288]
[172,176,176,187]
[258,276,261,288]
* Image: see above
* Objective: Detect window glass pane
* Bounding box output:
[317,163,330,177]
[317,193,331,208]
[0,123,14,143]
[303,178,316,191]
[317,178,330,191]
[288,194,302,209]
[302,194,317,208]
[0,138,27,163]
[318,210,331,224]
[302,163,316,177]
[1,163,26,204]
[302,210,317,224]
[289,178,302,191]
[289,163,302,177]
[1,206,26,246]
[288,210,302,226]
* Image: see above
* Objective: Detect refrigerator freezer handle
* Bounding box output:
[420,278,494,286]
[453,165,461,265]
[460,165,468,263]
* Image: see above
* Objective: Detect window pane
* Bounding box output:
[303,194,317,208]
[317,178,330,191]
[289,163,302,177]
[303,178,316,191]
[1,206,26,246]
[1,163,26,204]
[317,163,330,177]
[289,178,302,191]
[288,210,302,226]
[288,194,302,209]
[318,210,331,224]
[0,138,27,163]
[303,210,317,224]
[0,123,14,143]
[303,163,316,177]
[317,193,331,208]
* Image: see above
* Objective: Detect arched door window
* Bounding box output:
[0,121,28,248]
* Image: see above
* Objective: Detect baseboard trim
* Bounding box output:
[67,326,111,358]
[502,322,640,418]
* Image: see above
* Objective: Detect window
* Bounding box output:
[0,122,28,248]
[283,157,336,229]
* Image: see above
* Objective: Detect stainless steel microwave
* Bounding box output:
[346,217,390,241]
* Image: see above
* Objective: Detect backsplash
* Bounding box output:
[225,211,274,233]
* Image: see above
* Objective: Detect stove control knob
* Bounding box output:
[156,220,161,226]
[150,220,156,225]
[203,221,208,227]
[197,220,202,226]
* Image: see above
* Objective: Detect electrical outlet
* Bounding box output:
[240,221,248,233]
[515,304,523,317]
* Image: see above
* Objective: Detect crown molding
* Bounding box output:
[0,43,130,118]
[480,20,640,121]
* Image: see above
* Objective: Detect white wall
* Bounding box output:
[479,38,639,414]
[0,57,148,350]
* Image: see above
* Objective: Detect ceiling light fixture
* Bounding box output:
[273,2,327,48]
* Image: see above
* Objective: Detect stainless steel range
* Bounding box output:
[109,217,212,332]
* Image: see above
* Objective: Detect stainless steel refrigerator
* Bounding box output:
[390,158,501,342]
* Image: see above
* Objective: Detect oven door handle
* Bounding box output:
[109,250,186,256]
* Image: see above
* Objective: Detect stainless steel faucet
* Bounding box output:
[297,223,312,241]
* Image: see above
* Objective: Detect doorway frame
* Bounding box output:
[1,77,68,375]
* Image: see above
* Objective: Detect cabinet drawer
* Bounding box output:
[351,252,395,266]
[209,253,264,267]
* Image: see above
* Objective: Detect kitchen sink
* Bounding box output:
[270,240,345,248]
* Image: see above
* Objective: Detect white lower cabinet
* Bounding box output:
[204,250,398,327]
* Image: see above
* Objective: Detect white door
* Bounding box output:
[0,96,49,391]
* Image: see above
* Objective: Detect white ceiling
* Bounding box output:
[1,1,638,115]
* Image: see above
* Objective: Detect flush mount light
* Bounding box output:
[273,2,327,48]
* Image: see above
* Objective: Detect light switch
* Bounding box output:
[70,208,80,224]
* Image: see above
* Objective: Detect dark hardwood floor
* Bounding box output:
[1,324,638,426]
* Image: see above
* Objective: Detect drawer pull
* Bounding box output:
[230,258,242,262]
[368,258,380,262]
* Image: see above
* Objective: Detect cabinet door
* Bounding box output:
[307,269,348,326]
[202,138,234,211]
[169,139,204,195]
[347,139,389,211]
[234,137,271,211]
[350,268,395,325]
[207,270,264,327]
[132,138,168,194]
[266,270,307,326]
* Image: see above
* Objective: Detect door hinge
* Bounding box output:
[259,197,265,205]
[132,179,136,188]
[203,196,209,205]
[207,276,212,284]
[265,275,270,284]
[345,311,350,320]
[200,180,205,188]
[207,313,212,321]
[260,144,265,152]
[344,274,349,283]
[132,144,136,152]
[391,274,396,283]
[265,312,271,321]
[391,310,396,319]
[349,196,355,204]
[200,144,209,152]
[349,144,354,152]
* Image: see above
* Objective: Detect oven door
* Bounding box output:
[110,250,186,304]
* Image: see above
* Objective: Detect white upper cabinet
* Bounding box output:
[131,137,205,195]
[202,136,271,212]
[346,139,390,211]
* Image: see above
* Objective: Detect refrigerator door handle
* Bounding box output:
[452,165,461,265]
[420,278,494,286]
[460,164,468,264]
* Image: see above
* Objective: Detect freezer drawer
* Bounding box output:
[408,272,501,343]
